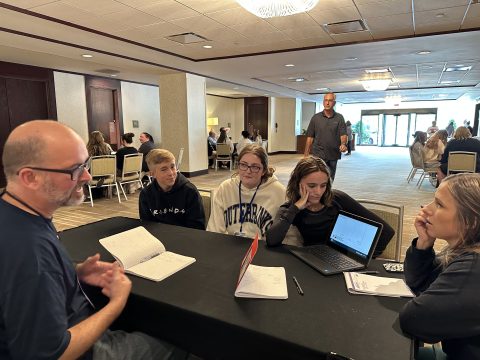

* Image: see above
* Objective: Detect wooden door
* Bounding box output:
[85,77,123,151]
[244,97,268,140]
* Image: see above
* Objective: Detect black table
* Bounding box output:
[60,217,413,360]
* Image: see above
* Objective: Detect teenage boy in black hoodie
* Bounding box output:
[139,149,206,230]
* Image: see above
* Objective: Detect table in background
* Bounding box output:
[60,217,413,360]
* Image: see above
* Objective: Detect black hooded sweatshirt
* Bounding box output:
[139,172,205,230]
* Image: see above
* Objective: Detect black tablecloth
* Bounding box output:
[60,217,413,360]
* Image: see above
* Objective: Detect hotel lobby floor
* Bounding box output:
[53,146,445,260]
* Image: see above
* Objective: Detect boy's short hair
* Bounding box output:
[146,149,175,170]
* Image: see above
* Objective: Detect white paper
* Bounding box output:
[99,226,195,282]
[235,265,288,299]
[344,272,414,298]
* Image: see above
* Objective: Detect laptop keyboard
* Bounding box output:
[307,246,359,269]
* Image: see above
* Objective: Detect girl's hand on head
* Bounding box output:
[295,183,310,210]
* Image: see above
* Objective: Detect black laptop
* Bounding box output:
[288,210,383,275]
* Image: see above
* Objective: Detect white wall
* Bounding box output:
[268,97,297,152]
[206,95,244,141]
[302,101,316,132]
[121,82,160,150]
[53,72,89,143]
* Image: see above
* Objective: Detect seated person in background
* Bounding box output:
[0,120,186,360]
[86,130,113,156]
[208,130,217,150]
[422,129,448,164]
[266,156,394,257]
[116,132,138,172]
[237,130,253,155]
[207,144,286,239]
[254,129,262,145]
[437,126,480,183]
[139,149,205,230]
[138,132,155,172]
[217,127,234,154]
[399,173,480,360]
[427,120,439,136]
[410,131,427,166]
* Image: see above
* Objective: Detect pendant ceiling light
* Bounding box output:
[236,0,319,18]
[360,79,391,91]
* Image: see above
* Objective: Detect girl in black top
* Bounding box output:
[116,132,138,172]
[266,156,394,257]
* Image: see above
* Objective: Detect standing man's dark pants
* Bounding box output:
[325,160,338,181]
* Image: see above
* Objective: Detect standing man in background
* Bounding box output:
[304,92,347,180]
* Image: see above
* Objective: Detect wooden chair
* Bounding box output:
[87,155,121,207]
[447,151,477,175]
[357,199,404,262]
[215,143,232,171]
[117,153,143,200]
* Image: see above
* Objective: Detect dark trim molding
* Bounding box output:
[206,93,241,100]
[181,169,209,178]
[268,151,298,155]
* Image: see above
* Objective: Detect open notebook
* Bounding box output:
[235,234,288,299]
[99,226,195,282]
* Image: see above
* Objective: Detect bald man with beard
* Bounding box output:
[0,121,186,360]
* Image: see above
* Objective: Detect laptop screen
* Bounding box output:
[329,211,383,259]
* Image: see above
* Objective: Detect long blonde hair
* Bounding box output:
[425,129,448,149]
[438,173,480,265]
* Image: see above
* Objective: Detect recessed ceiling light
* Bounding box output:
[440,80,460,84]
[365,68,389,73]
[82,54,93,58]
[288,77,306,82]
[344,57,357,61]
[295,78,305,82]
[202,45,213,49]
[416,50,431,55]
[285,64,295,67]
[435,13,446,18]
[110,74,117,77]
[233,87,239,90]
[315,88,328,91]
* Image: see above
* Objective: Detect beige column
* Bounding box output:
[159,73,207,175]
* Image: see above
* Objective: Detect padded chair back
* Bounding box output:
[197,188,212,224]
[216,143,231,158]
[90,155,116,182]
[177,147,184,171]
[447,151,477,175]
[357,199,404,262]
[121,153,143,179]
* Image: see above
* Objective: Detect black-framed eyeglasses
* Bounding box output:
[238,162,262,173]
[18,158,91,181]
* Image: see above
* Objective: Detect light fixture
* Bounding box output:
[344,57,357,61]
[361,79,391,91]
[82,54,93,58]
[416,50,431,55]
[207,117,219,131]
[285,64,295,67]
[236,0,319,18]
[203,45,213,49]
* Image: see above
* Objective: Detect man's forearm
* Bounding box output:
[340,135,348,145]
[59,299,125,360]
[304,137,313,157]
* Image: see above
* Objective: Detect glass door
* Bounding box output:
[383,114,410,146]
[355,115,380,145]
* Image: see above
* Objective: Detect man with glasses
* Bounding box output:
[0,120,187,359]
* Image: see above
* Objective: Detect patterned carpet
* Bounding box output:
[54,146,443,260]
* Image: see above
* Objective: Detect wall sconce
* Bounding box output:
[207,117,219,131]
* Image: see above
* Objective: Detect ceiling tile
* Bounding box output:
[206,6,262,26]
[137,0,200,21]
[100,8,162,29]
[230,20,278,36]
[170,15,226,35]
[461,3,480,29]
[357,0,411,17]
[62,0,130,16]
[136,21,188,38]
[307,6,361,24]
[311,0,355,10]
[178,0,240,14]
[415,22,461,34]
[292,37,336,47]
[413,0,470,12]
[330,31,374,43]
[414,6,467,26]
[265,13,318,30]
[1,0,60,9]
[370,28,414,39]
[281,25,331,41]
[28,1,96,23]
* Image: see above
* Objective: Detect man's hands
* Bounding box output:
[414,207,436,250]
[76,254,131,306]
[294,184,311,210]
[339,144,347,153]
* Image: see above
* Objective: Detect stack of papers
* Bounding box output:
[235,265,288,299]
[343,272,414,298]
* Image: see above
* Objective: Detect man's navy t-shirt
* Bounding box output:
[0,198,93,359]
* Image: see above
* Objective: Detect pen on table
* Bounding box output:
[356,270,379,275]
[292,276,304,296]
